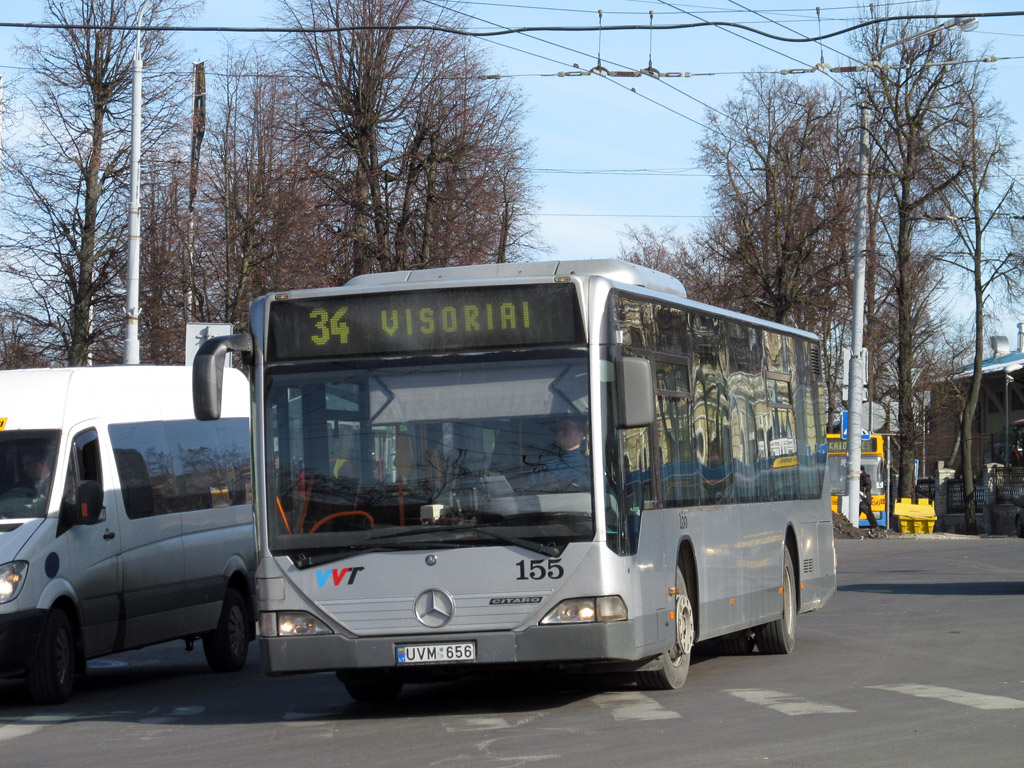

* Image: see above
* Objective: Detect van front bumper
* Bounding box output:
[0,609,45,677]
[260,619,643,677]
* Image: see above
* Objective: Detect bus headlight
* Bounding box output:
[540,596,627,624]
[260,611,332,637]
[0,561,28,604]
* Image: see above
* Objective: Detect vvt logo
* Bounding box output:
[316,566,365,587]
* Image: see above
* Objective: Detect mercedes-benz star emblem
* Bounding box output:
[414,588,455,628]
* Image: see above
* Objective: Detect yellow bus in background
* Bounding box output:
[826,433,886,527]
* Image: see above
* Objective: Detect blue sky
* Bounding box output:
[2,1,1023,344]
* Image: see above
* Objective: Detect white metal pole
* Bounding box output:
[124,2,150,365]
[845,104,871,526]
[843,16,978,525]
[1004,366,1022,462]
[124,54,142,365]
[0,74,4,201]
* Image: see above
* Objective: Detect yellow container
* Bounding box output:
[898,517,935,534]
[894,498,936,534]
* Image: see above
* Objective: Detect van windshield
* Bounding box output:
[0,431,60,519]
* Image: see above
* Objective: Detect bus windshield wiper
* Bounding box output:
[286,541,460,569]
[366,524,562,557]
[469,526,562,557]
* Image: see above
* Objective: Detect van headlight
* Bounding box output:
[0,561,28,604]
[540,596,627,624]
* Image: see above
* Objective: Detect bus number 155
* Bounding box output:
[516,559,564,580]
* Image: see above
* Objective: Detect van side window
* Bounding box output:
[76,430,102,484]
[66,430,102,485]
[63,429,102,507]
[110,418,249,519]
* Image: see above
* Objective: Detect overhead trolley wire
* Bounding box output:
[3,11,1024,40]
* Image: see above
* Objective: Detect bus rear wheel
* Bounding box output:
[756,549,797,655]
[637,566,693,690]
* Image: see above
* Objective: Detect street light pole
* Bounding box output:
[124,1,151,365]
[1004,364,1022,465]
[842,15,978,525]
[844,105,872,525]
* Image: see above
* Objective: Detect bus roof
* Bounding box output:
[346,259,688,300]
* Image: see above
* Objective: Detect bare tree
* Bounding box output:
[195,50,329,328]
[691,73,855,330]
[935,76,1024,531]
[0,314,49,369]
[278,0,539,280]
[852,8,981,500]
[618,224,691,279]
[651,73,854,424]
[0,0,198,366]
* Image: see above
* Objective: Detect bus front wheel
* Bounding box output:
[637,566,693,690]
[339,672,404,702]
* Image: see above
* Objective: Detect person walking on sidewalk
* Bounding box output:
[860,466,880,534]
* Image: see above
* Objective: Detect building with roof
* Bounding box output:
[956,324,1024,466]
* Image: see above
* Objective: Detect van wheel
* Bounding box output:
[28,608,76,704]
[756,549,797,655]
[203,588,250,672]
[637,566,693,690]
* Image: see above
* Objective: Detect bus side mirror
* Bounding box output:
[616,357,654,428]
[193,333,251,421]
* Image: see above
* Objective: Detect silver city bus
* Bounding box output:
[194,259,836,701]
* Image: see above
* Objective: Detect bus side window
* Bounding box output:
[621,426,655,514]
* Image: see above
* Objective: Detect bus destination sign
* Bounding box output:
[267,283,584,360]
[826,436,878,454]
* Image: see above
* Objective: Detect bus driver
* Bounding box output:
[528,418,591,490]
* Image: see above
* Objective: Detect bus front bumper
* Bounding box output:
[260,620,643,676]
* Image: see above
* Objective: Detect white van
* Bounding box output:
[0,366,255,703]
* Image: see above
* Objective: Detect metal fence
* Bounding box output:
[991,468,1024,502]
[946,469,1024,512]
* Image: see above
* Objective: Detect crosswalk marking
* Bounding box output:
[725,689,854,716]
[868,684,1024,710]
[591,691,681,720]
[0,714,78,744]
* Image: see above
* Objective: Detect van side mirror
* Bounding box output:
[59,480,104,534]
[615,357,655,428]
[193,333,251,421]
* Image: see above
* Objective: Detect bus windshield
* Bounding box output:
[264,351,593,564]
[0,430,60,520]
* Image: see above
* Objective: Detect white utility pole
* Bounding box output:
[842,16,977,525]
[124,1,151,365]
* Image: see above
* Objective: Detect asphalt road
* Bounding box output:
[1,535,1022,768]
